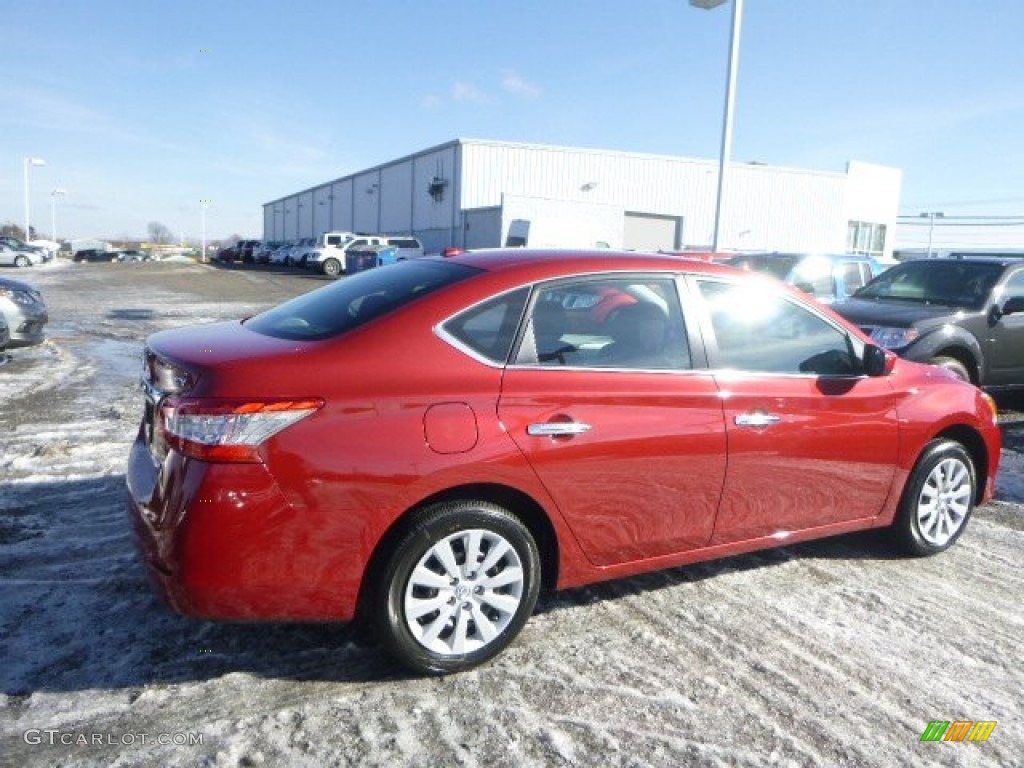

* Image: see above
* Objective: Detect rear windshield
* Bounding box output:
[854,260,1004,308]
[245,261,481,340]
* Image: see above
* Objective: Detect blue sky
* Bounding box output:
[2,0,1022,242]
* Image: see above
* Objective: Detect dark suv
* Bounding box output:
[832,258,1024,389]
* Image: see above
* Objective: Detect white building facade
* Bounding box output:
[263,139,902,259]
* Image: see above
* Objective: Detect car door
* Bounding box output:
[691,277,902,544]
[497,275,727,567]
[986,267,1024,386]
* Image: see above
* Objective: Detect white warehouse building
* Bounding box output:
[263,139,901,259]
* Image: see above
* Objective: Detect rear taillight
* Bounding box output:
[160,398,323,462]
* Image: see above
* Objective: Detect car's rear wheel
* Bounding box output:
[322,258,342,278]
[14,255,29,267]
[373,501,540,675]
[930,355,971,383]
[896,439,976,556]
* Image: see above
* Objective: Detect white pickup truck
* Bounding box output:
[305,233,426,276]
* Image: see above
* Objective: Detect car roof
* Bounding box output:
[452,248,742,280]
[0,276,38,291]
[899,257,1020,267]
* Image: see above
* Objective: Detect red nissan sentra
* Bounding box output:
[127,249,1002,674]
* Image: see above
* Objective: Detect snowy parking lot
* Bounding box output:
[1,260,1022,767]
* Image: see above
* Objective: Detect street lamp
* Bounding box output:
[50,188,67,242]
[201,201,209,263]
[920,211,944,257]
[23,157,47,241]
[690,0,743,252]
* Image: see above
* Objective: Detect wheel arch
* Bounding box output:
[933,424,990,506]
[355,482,560,625]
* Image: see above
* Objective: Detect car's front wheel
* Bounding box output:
[321,258,342,278]
[14,255,29,267]
[896,439,976,556]
[373,501,541,675]
[930,355,971,383]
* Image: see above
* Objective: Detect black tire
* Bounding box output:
[14,255,29,267]
[373,501,540,675]
[895,439,976,557]
[322,258,342,278]
[930,355,971,383]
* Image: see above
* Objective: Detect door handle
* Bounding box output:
[527,422,592,437]
[734,412,781,428]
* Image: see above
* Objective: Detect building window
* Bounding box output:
[847,221,887,257]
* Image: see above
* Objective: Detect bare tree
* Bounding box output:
[2,223,27,240]
[147,221,173,244]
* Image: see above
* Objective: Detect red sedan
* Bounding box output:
[127,250,1001,674]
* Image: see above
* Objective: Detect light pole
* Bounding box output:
[920,211,944,257]
[690,0,743,252]
[23,157,47,241]
[50,188,67,242]
[201,200,209,263]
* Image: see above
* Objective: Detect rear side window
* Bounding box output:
[246,261,480,340]
[442,288,530,364]
[388,238,420,248]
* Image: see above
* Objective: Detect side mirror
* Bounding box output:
[862,343,893,377]
[1002,296,1024,316]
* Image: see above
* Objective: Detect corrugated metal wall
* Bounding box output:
[459,141,854,252]
[264,139,899,256]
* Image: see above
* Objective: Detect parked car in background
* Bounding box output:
[254,241,284,264]
[299,232,355,271]
[73,249,120,263]
[27,239,60,260]
[385,236,425,260]
[833,257,1024,389]
[214,243,240,262]
[0,236,48,262]
[282,238,316,267]
[0,276,49,347]
[310,235,387,276]
[267,241,299,265]
[0,244,41,267]
[239,240,262,264]
[119,249,152,262]
[0,309,9,352]
[129,249,1001,675]
[726,252,884,304]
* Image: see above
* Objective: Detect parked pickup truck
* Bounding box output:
[832,257,1024,390]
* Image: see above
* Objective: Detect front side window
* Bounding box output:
[514,277,690,370]
[698,280,860,375]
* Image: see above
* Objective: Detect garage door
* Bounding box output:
[624,213,682,251]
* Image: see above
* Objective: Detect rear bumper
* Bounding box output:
[126,431,362,621]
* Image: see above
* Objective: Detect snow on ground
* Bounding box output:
[1,262,1022,767]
